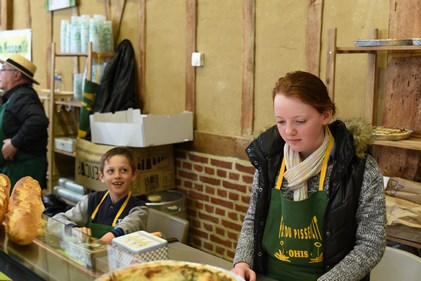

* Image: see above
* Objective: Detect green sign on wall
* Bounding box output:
[0,29,32,61]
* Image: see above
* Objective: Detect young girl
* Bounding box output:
[232,71,386,281]
[52,146,148,244]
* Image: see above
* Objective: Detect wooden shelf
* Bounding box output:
[328,29,421,252]
[54,99,81,108]
[46,41,114,192]
[336,45,421,53]
[327,28,421,153]
[92,51,114,58]
[55,51,114,58]
[55,52,88,57]
[54,148,76,157]
[373,136,421,151]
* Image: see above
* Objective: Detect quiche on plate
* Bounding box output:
[372,126,413,141]
[96,260,244,281]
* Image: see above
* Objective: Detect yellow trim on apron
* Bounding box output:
[276,127,334,191]
[90,190,132,226]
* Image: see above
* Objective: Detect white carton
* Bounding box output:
[90,109,193,147]
[54,137,76,153]
[75,138,174,195]
[110,231,168,268]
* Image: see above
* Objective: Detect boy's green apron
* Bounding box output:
[88,190,132,238]
[0,101,47,190]
[262,129,334,281]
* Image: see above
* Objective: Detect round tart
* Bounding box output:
[372,126,413,141]
[97,260,243,281]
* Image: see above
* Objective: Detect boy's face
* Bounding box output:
[98,155,137,199]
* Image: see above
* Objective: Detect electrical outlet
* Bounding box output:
[191,52,204,67]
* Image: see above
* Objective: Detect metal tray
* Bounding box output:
[354,39,413,47]
[412,38,421,46]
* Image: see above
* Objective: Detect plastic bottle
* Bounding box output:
[54,70,62,92]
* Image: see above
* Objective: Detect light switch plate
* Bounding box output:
[191,52,204,67]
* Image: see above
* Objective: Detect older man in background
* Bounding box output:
[0,54,49,190]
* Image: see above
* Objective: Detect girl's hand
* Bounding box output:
[231,262,256,281]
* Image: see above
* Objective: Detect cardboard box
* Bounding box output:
[75,138,174,195]
[90,109,193,147]
[54,137,76,153]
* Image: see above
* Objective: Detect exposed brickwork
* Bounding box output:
[183,162,192,170]
[194,164,203,172]
[175,149,254,262]
[189,154,209,164]
[235,162,255,174]
[211,159,233,169]
[217,169,227,178]
[205,166,215,175]
[229,172,240,181]
[242,175,254,184]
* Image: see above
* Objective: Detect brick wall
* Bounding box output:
[174,149,255,261]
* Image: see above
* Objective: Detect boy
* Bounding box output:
[52,146,148,244]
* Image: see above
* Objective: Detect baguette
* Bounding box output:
[0,173,11,223]
[6,176,45,245]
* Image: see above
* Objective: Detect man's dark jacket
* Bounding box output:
[94,39,139,113]
[1,84,49,155]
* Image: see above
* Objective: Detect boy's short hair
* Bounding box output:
[99,146,137,174]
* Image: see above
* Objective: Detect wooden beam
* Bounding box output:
[71,6,80,74]
[325,28,337,101]
[104,0,111,20]
[24,0,31,28]
[45,14,53,192]
[176,131,251,161]
[138,0,146,110]
[112,0,127,43]
[46,11,53,87]
[241,0,255,137]
[0,0,12,30]
[305,0,324,75]
[185,0,197,114]
[365,29,378,124]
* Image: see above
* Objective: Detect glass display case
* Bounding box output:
[0,216,112,280]
[0,215,233,281]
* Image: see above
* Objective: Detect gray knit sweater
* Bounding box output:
[233,154,386,281]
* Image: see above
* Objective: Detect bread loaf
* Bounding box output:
[0,173,11,223]
[6,176,45,245]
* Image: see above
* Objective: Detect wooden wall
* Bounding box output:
[3,0,390,162]
[374,0,421,181]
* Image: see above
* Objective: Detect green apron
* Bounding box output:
[78,79,99,139]
[262,128,334,281]
[0,101,47,190]
[263,189,328,280]
[87,190,132,239]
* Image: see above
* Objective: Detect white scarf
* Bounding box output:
[283,128,330,201]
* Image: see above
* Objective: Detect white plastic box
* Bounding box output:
[90,109,193,147]
[110,231,168,269]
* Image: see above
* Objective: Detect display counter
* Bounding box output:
[0,216,232,281]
